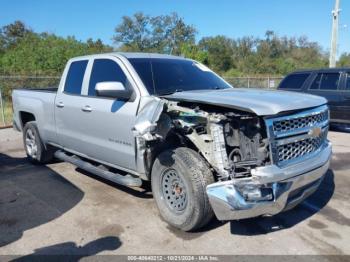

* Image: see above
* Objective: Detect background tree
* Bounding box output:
[338,53,350,67]
[0,20,32,50]
[0,17,335,77]
[151,13,197,54]
[198,36,235,73]
[113,12,196,55]
[180,43,208,64]
[113,12,152,51]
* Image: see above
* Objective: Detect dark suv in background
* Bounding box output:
[278,68,350,126]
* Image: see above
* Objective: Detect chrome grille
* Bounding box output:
[273,110,328,133]
[277,129,327,162]
[265,105,329,166]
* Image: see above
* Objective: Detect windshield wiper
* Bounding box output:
[157,89,184,96]
[211,86,227,90]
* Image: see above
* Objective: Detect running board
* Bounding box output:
[54,150,142,187]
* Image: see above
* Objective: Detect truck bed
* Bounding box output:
[14,87,58,92]
[12,88,57,143]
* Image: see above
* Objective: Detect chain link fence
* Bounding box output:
[0,75,283,128]
[225,77,283,89]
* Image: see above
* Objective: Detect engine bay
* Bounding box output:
[165,101,271,180]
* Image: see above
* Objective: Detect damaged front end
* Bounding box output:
[133,97,331,221]
[133,97,270,181]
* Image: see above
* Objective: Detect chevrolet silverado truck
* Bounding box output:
[12,53,332,231]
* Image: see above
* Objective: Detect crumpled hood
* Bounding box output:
[162,88,327,116]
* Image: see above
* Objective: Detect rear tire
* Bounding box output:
[151,147,215,231]
[23,121,54,164]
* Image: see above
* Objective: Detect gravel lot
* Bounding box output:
[0,127,350,256]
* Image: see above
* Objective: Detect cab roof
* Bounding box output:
[118,52,186,60]
[291,67,350,74]
[71,52,187,61]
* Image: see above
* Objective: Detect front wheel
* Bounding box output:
[151,147,215,231]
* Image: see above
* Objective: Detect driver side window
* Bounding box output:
[88,59,128,96]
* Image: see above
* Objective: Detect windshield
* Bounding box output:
[128,58,232,95]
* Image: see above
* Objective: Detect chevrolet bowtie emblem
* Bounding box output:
[309,127,322,138]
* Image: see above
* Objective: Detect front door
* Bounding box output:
[75,57,139,171]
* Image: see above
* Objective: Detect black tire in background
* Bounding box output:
[151,147,215,231]
[23,121,54,164]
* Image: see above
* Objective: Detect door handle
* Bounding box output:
[81,105,92,112]
[56,102,64,108]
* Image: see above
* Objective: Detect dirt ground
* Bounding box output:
[0,128,350,256]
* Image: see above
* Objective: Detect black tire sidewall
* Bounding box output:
[151,148,212,231]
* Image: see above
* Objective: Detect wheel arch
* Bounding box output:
[19,111,36,129]
[145,131,207,181]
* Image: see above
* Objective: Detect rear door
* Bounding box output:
[340,72,350,124]
[55,59,90,153]
[278,72,311,91]
[306,72,343,123]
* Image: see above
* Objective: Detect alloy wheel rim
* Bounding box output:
[25,129,37,159]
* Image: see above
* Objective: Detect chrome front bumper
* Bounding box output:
[206,141,332,221]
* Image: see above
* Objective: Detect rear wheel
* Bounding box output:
[151,147,215,231]
[23,121,54,164]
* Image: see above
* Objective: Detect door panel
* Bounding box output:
[55,93,93,152]
[339,93,350,124]
[55,59,90,152]
[77,97,138,170]
[339,73,350,124]
[74,58,140,170]
[306,72,343,123]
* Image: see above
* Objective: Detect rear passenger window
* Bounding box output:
[320,73,340,90]
[310,73,340,90]
[64,60,88,95]
[310,74,322,89]
[279,74,309,89]
[88,59,127,96]
[346,74,350,90]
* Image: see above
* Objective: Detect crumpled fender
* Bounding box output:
[133,97,166,140]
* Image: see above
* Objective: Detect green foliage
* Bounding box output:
[338,53,350,67]
[0,16,346,79]
[0,21,112,75]
[180,43,208,64]
[0,21,113,105]
[114,13,331,76]
[0,20,32,50]
[198,36,235,73]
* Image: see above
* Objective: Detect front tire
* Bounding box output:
[151,147,215,231]
[23,121,54,164]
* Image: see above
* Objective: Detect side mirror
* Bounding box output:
[95,82,132,100]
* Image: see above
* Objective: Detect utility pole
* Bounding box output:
[329,0,340,68]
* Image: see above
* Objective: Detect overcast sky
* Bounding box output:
[1,0,349,55]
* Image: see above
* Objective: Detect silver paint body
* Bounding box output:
[12,52,331,221]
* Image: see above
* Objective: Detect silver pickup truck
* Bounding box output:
[12,53,332,231]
